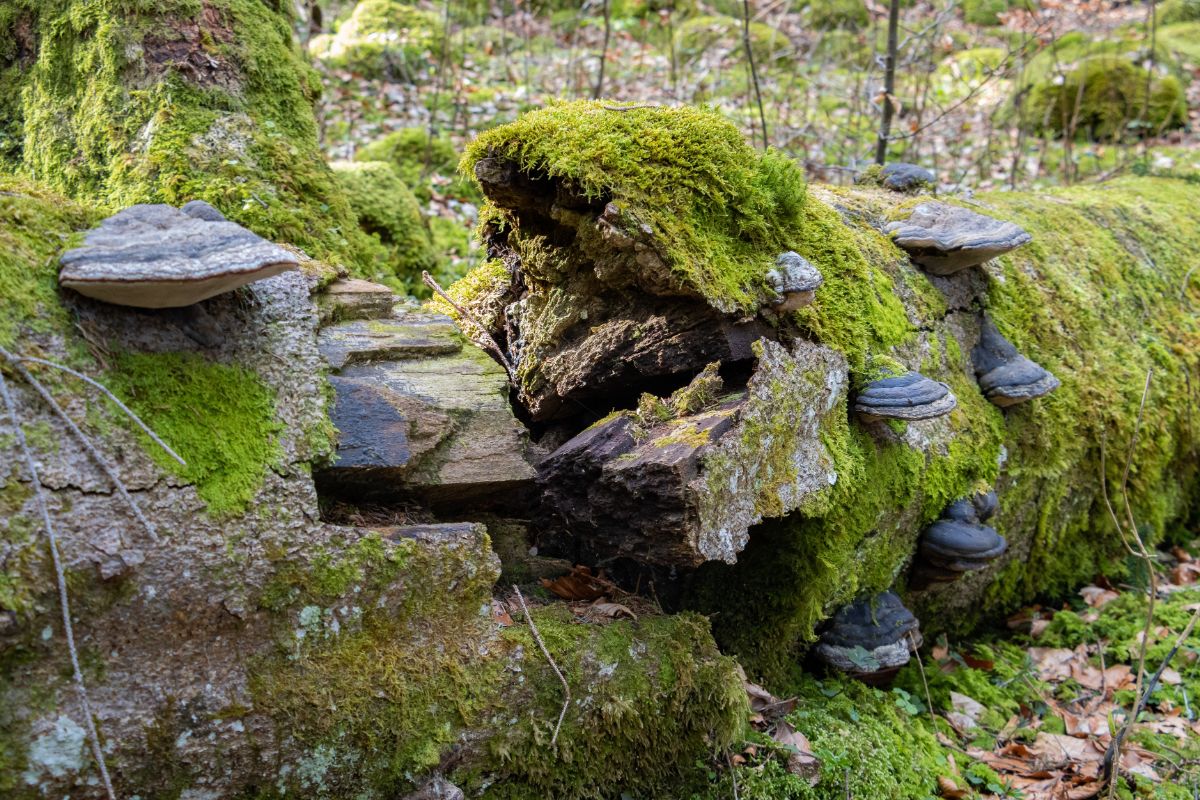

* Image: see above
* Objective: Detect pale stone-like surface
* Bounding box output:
[58,203,298,308]
[318,309,535,502]
[887,202,1032,275]
[316,277,399,325]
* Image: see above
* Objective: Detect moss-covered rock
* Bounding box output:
[1024,57,1187,141]
[3,0,373,271]
[356,127,459,197]
[331,159,439,293]
[309,0,444,81]
[1160,0,1200,24]
[803,0,870,28]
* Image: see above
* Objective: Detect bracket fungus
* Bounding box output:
[815,591,922,683]
[59,202,298,308]
[853,371,957,422]
[878,162,935,193]
[766,251,824,312]
[914,490,1008,586]
[973,317,1061,407]
[886,202,1032,275]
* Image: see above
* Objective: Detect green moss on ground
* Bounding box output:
[309,0,444,81]
[801,0,869,28]
[462,101,808,314]
[5,0,371,271]
[1160,0,1200,24]
[104,351,283,517]
[1025,57,1187,141]
[331,160,438,294]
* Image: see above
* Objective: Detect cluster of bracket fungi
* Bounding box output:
[816,169,1059,682]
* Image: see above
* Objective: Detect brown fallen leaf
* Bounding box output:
[541,565,610,601]
[1079,585,1119,608]
[589,601,637,621]
[772,720,820,785]
[491,598,514,627]
[744,681,796,718]
[937,775,969,798]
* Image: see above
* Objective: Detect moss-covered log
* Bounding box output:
[452,101,1200,684]
[1,0,371,269]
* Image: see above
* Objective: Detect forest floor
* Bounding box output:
[306,2,1200,796]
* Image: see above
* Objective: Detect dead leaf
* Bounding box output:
[937,775,969,798]
[491,599,513,627]
[589,601,637,621]
[540,565,609,601]
[772,720,820,785]
[1080,585,1119,608]
[744,681,796,718]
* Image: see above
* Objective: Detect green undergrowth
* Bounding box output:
[331,159,439,294]
[309,0,443,81]
[105,351,283,517]
[692,674,948,800]
[461,101,808,314]
[6,0,372,271]
[355,127,478,203]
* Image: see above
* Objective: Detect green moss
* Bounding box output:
[475,608,748,800]
[309,0,443,81]
[13,0,371,270]
[1025,57,1187,141]
[104,351,283,517]
[355,127,474,203]
[802,0,869,28]
[673,16,793,66]
[961,0,1031,25]
[331,160,438,293]
[0,176,100,348]
[462,101,807,315]
[1160,0,1200,24]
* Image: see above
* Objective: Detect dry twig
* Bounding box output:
[0,367,117,800]
[422,271,515,381]
[512,585,571,749]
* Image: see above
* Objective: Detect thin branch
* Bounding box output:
[422,271,515,381]
[15,355,186,467]
[741,0,768,149]
[592,0,612,99]
[0,367,117,800]
[513,585,570,749]
[0,348,159,541]
[909,631,933,717]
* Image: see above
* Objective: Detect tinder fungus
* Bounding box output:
[815,591,922,682]
[59,201,298,308]
[887,202,1032,275]
[973,318,1060,407]
[914,489,1008,585]
[766,251,824,312]
[854,372,957,422]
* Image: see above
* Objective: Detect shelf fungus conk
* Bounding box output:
[766,251,824,312]
[887,202,1032,275]
[973,318,1060,407]
[59,201,298,309]
[815,591,922,683]
[914,490,1008,585]
[854,372,957,422]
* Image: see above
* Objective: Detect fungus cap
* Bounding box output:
[766,251,824,311]
[973,318,1060,407]
[887,202,1032,275]
[815,591,921,677]
[854,371,957,421]
[59,202,299,309]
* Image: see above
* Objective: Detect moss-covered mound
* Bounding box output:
[332,160,438,292]
[674,15,794,66]
[357,128,458,191]
[463,101,808,315]
[309,0,444,81]
[1025,57,1188,140]
[1160,0,1200,24]
[2,0,372,271]
[801,0,870,28]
